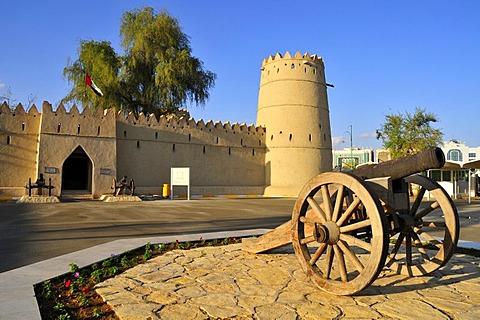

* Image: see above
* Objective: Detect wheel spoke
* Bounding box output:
[414,201,440,220]
[307,197,327,223]
[325,245,334,279]
[389,233,405,259]
[309,243,327,265]
[339,219,371,233]
[415,229,444,250]
[336,197,361,227]
[337,240,364,272]
[300,235,316,244]
[339,234,372,252]
[321,185,333,221]
[410,231,430,261]
[406,234,412,265]
[417,221,446,228]
[333,245,348,282]
[300,215,317,226]
[332,185,345,223]
[410,186,426,216]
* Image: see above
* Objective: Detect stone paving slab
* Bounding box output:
[97,244,480,320]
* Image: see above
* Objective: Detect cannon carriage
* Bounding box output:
[243,147,459,295]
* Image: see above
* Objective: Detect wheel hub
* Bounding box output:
[398,213,416,233]
[313,221,340,244]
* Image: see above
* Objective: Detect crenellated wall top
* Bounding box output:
[115,110,265,134]
[261,51,324,68]
[0,101,40,116]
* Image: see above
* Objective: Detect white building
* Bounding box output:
[431,140,480,199]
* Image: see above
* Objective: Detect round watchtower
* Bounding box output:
[257,51,332,196]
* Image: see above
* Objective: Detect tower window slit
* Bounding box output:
[173,144,176,151]
[6,136,11,145]
[77,124,81,135]
[289,134,292,141]
[155,132,158,139]
[21,122,25,131]
[57,123,61,133]
[203,146,206,154]
[124,130,127,138]
[137,141,140,148]
[97,126,101,135]
[309,134,312,141]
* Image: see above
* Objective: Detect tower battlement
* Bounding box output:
[261,51,324,67]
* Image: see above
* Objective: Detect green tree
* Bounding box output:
[376,107,443,159]
[62,7,216,116]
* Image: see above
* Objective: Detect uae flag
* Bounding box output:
[85,74,104,97]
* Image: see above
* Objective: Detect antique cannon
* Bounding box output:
[243,146,459,295]
[111,176,136,196]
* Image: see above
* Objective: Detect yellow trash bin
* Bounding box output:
[163,184,170,198]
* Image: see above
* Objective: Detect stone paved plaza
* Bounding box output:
[96,243,480,320]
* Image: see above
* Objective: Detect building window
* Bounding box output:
[429,170,441,181]
[447,149,463,162]
[468,152,476,160]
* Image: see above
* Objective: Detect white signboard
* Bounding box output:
[170,167,190,200]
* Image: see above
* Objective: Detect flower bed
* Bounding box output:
[34,237,241,319]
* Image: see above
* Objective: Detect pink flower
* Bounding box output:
[176,240,179,244]
[65,280,71,288]
[74,272,80,278]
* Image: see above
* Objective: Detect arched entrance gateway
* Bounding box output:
[61,146,93,196]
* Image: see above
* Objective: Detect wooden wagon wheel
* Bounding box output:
[386,174,459,276]
[292,172,389,295]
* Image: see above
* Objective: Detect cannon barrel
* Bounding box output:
[350,146,445,180]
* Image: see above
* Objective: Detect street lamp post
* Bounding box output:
[344,125,353,169]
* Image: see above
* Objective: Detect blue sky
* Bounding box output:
[1,1,479,149]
